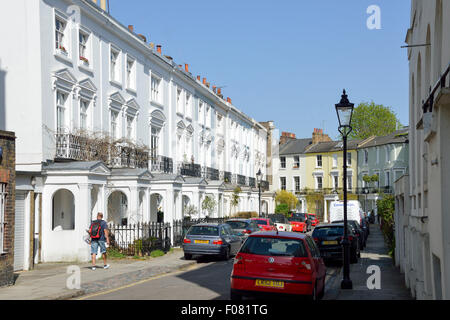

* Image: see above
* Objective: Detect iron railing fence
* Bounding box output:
[108,222,171,256]
[173,217,227,247]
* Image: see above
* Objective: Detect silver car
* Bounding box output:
[182,223,242,260]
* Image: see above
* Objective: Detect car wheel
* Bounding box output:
[184,253,192,260]
[222,246,230,261]
[230,290,243,301]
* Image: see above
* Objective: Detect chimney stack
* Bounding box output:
[149,42,155,49]
[203,78,207,85]
[92,0,107,11]
[156,45,162,54]
[280,132,297,145]
[128,25,134,33]
[197,75,201,81]
[185,64,189,73]
[312,128,331,144]
[138,34,147,42]
[213,85,217,93]
[227,97,232,104]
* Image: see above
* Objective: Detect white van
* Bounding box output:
[329,200,362,223]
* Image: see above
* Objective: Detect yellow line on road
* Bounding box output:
[76,263,201,300]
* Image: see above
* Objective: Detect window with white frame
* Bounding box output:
[185,93,192,118]
[316,176,323,190]
[376,147,380,163]
[80,100,89,130]
[347,174,353,190]
[316,155,323,168]
[0,184,6,254]
[332,154,338,167]
[333,175,339,189]
[280,156,286,169]
[79,31,90,64]
[280,177,286,191]
[176,88,183,114]
[126,57,136,90]
[55,16,68,53]
[375,172,380,188]
[110,110,119,139]
[110,48,120,82]
[151,75,161,103]
[364,149,369,165]
[56,91,67,133]
[385,171,391,187]
[347,152,352,166]
[198,101,204,124]
[151,127,160,161]
[293,156,300,168]
[126,115,134,140]
[294,176,301,192]
[206,106,211,128]
[385,146,389,162]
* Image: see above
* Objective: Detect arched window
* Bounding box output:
[52,189,75,230]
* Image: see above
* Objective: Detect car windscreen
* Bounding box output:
[289,214,306,222]
[312,226,344,238]
[253,219,268,225]
[187,226,219,236]
[226,221,249,230]
[269,215,286,223]
[240,237,307,257]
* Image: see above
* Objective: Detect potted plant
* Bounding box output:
[79,56,89,65]
[59,45,67,54]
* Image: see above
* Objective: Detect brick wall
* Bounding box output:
[0,130,16,287]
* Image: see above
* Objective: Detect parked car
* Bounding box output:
[225,219,260,241]
[268,214,292,232]
[250,218,277,231]
[288,213,308,233]
[312,223,360,263]
[331,220,366,250]
[307,213,319,227]
[230,231,326,300]
[182,223,242,260]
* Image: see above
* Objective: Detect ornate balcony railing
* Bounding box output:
[223,171,232,183]
[249,177,256,188]
[177,162,201,177]
[260,180,270,191]
[150,155,173,174]
[202,166,219,180]
[356,186,393,195]
[55,133,148,169]
[237,174,246,186]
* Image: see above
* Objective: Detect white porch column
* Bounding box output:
[79,184,92,261]
[324,199,328,223]
[164,190,174,224]
[144,187,151,222]
[129,186,139,224]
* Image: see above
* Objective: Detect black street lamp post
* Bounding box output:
[256,169,262,217]
[335,89,354,290]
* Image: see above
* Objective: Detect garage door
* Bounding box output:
[14,191,26,271]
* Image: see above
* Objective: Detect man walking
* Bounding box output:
[89,212,110,271]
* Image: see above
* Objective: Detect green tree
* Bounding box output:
[202,196,217,217]
[275,190,298,211]
[229,187,242,216]
[377,194,396,259]
[349,102,402,140]
[275,203,290,216]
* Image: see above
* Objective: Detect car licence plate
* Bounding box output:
[255,280,284,288]
[323,240,338,245]
[194,240,209,244]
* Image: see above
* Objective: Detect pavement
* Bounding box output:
[0,248,196,300]
[324,223,413,300]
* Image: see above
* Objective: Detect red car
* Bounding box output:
[250,218,277,231]
[307,213,319,227]
[230,231,327,300]
[289,218,307,233]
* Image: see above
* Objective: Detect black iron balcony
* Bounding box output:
[249,177,256,188]
[202,166,220,180]
[178,162,201,177]
[356,186,393,195]
[237,174,246,186]
[260,180,269,191]
[150,155,173,174]
[223,171,232,183]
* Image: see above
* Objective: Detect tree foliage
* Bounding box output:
[349,102,402,140]
[275,190,298,211]
[275,204,290,216]
[202,196,217,217]
[377,194,396,259]
[229,187,242,216]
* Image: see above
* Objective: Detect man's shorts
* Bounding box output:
[91,240,107,255]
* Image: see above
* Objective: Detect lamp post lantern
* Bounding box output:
[256,169,262,217]
[335,89,354,290]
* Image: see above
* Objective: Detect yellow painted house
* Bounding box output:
[302,139,362,222]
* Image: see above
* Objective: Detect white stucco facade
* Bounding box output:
[395,0,450,300]
[0,0,274,266]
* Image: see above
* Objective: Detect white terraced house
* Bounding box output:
[0,0,274,267]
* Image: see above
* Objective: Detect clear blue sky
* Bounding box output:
[109,0,411,139]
